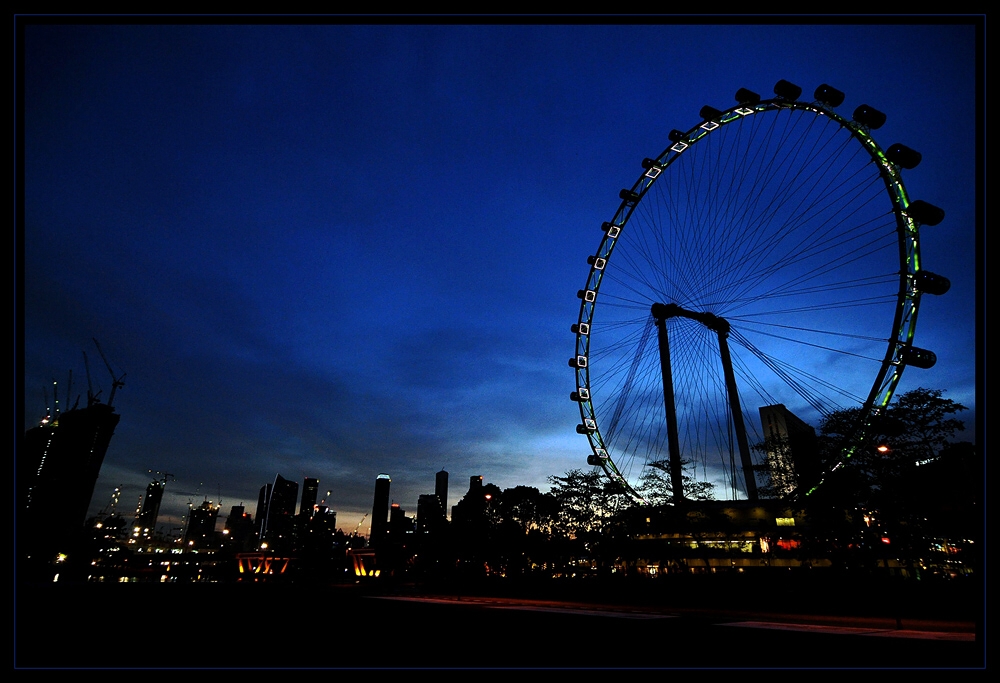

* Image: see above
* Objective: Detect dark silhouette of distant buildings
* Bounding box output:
[300,477,319,516]
[261,474,299,552]
[417,494,445,534]
[436,469,449,520]
[254,482,272,541]
[134,477,166,540]
[184,499,221,548]
[224,504,256,551]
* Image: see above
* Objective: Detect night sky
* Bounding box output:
[18,19,982,536]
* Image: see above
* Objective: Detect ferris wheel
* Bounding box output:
[570,80,948,504]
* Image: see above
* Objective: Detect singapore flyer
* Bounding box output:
[571,80,948,504]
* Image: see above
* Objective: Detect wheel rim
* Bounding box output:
[572,90,924,503]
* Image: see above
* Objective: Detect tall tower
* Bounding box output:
[370,474,391,547]
[300,477,319,517]
[254,483,272,542]
[758,404,819,496]
[183,500,221,548]
[435,469,449,521]
[224,504,255,551]
[263,474,299,551]
[19,400,121,574]
[134,478,165,539]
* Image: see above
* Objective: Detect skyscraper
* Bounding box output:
[184,499,221,548]
[758,404,819,496]
[262,474,299,551]
[134,478,165,539]
[417,494,445,534]
[435,469,449,521]
[370,473,391,547]
[254,483,272,542]
[300,477,319,517]
[19,400,121,575]
[224,504,255,551]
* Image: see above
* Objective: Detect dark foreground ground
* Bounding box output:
[15,573,984,670]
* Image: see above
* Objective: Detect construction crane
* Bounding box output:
[149,470,176,485]
[92,338,125,408]
[65,369,77,411]
[353,512,368,537]
[98,486,123,517]
[82,350,101,406]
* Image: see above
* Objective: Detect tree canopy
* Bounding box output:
[813,387,968,507]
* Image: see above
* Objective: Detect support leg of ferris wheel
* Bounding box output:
[651,302,758,502]
[652,313,685,505]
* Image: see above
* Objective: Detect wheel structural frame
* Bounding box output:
[571,82,943,503]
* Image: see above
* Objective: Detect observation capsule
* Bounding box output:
[699,105,722,120]
[915,271,951,295]
[853,104,886,129]
[814,84,845,107]
[899,346,937,369]
[587,454,608,466]
[735,87,761,104]
[905,200,945,226]
[619,189,640,202]
[668,129,686,143]
[642,157,661,169]
[774,79,802,100]
[885,143,922,170]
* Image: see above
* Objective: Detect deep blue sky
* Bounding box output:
[18,19,982,535]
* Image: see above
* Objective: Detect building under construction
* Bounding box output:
[18,342,124,581]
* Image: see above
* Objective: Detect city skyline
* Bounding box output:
[18,19,982,535]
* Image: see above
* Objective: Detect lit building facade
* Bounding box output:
[370,474,391,547]
[300,477,319,517]
[134,479,165,539]
[435,469,449,521]
[262,474,299,552]
[758,404,819,496]
[184,500,221,548]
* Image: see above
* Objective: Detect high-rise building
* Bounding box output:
[223,504,255,551]
[370,474,391,547]
[435,469,449,521]
[134,478,166,539]
[262,474,299,551]
[300,477,319,517]
[19,399,121,574]
[254,483,272,542]
[184,500,221,548]
[758,404,819,496]
[417,494,445,534]
[389,503,414,539]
